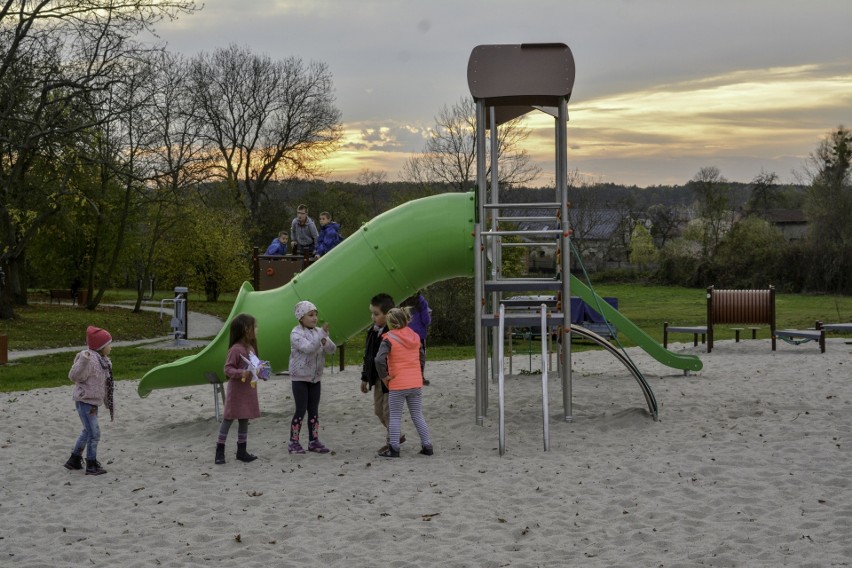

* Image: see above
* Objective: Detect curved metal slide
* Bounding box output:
[570,324,659,419]
[138,192,476,397]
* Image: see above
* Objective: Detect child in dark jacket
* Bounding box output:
[360,293,404,454]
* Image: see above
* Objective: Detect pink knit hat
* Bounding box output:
[86,326,112,351]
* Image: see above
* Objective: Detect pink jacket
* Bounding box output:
[223,343,261,420]
[68,349,111,406]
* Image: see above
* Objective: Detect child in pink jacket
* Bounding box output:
[64,326,114,476]
[216,313,262,465]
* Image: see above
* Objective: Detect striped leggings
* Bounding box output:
[388,388,431,452]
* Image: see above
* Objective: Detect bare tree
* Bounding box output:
[189,44,342,227]
[356,169,388,217]
[745,169,780,216]
[0,0,198,319]
[646,203,688,247]
[127,51,210,311]
[689,166,733,259]
[401,97,540,191]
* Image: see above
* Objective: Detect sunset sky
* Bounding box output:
[153,0,852,187]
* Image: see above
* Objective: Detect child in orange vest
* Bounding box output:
[374,307,433,458]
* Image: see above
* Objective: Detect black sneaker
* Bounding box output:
[85,460,107,476]
[419,446,434,456]
[378,447,400,458]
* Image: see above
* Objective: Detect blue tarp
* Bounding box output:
[569,296,618,325]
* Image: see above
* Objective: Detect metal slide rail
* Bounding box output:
[569,325,659,420]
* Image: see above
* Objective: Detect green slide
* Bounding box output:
[137,192,476,397]
[570,276,703,372]
[138,191,700,397]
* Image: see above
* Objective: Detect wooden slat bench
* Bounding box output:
[49,289,87,306]
[49,289,75,305]
[664,285,776,353]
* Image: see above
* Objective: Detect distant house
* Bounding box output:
[505,207,632,273]
[762,209,808,242]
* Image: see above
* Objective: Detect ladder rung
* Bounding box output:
[485,280,563,292]
[482,229,563,237]
[501,242,558,247]
[482,313,565,327]
[495,216,558,223]
[483,202,560,209]
[501,298,557,307]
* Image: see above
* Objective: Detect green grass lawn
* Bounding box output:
[3,284,851,393]
[0,304,173,350]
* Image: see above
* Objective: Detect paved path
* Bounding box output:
[6,303,225,362]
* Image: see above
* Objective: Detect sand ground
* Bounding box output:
[1,338,850,567]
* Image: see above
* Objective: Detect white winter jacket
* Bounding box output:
[289,325,336,382]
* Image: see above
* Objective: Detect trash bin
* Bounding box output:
[0,334,7,365]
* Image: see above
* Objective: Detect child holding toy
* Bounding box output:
[216,313,263,465]
[64,326,115,476]
[288,300,336,454]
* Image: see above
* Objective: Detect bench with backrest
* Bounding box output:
[664,286,776,353]
[49,289,88,306]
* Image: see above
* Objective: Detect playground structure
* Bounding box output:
[467,43,703,453]
[139,43,704,454]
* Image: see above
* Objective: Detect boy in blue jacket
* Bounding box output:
[315,211,342,257]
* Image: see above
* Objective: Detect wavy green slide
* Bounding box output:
[138,192,476,397]
[138,191,700,397]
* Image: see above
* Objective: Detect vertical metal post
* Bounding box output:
[497,303,506,456]
[540,304,550,450]
[558,97,573,422]
[474,99,488,425]
[489,106,501,386]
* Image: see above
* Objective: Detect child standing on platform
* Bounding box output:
[288,300,336,454]
[64,326,115,476]
[216,313,262,465]
[375,308,433,458]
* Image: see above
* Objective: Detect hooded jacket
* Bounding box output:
[289,324,337,382]
[69,349,111,406]
[374,326,425,391]
[316,221,342,256]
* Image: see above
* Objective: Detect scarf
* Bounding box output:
[95,351,115,420]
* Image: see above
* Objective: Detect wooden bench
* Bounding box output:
[49,289,75,305]
[664,286,776,353]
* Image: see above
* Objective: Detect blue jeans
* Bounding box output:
[73,401,101,461]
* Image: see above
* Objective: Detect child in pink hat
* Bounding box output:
[63,326,115,476]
